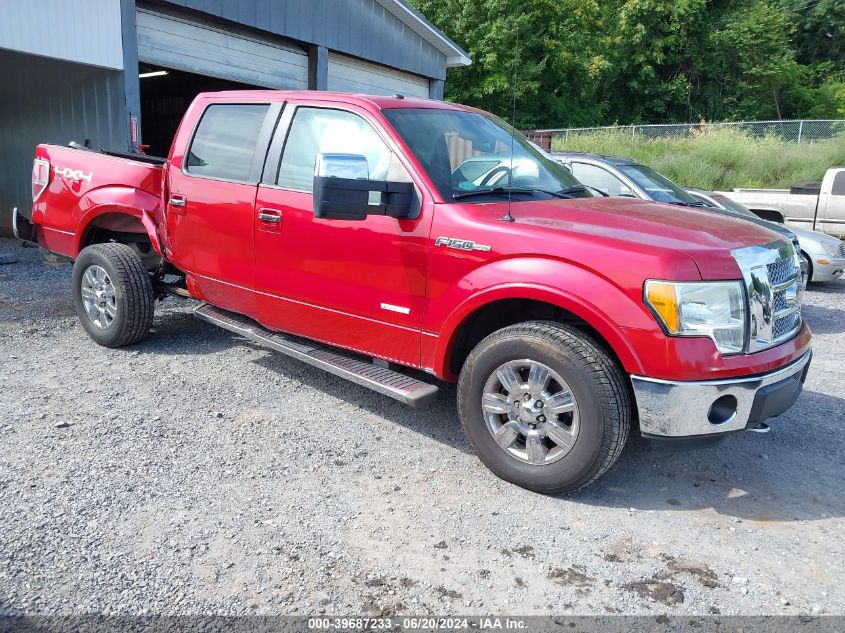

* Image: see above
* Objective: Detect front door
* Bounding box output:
[818,169,845,238]
[253,103,429,367]
[165,101,279,316]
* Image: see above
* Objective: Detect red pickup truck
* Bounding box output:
[15,91,811,493]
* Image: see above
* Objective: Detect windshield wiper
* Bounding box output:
[668,200,708,208]
[550,184,590,198]
[453,186,539,200]
[453,185,587,201]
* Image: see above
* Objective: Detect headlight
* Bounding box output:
[820,240,841,257]
[644,280,746,354]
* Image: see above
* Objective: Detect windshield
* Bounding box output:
[616,164,700,205]
[381,108,588,202]
[710,193,757,218]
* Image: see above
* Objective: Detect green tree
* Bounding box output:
[410,0,629,127]
[409,0,844,126]
[706,2,804,119]
[597,0,708,123]
[776,0,844,68]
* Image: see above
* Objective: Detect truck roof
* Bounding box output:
[550,151,640,166]
[191,90,470,111]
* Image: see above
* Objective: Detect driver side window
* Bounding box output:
[277,107,409,192]
[570,163,632,197]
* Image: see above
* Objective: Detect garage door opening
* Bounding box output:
[139,64,261,157]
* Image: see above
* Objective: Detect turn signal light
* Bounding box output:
[817,259,830,265]
[645,282,680,332]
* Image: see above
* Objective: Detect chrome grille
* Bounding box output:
[773,311,801,340]
[732,238,803,353]
[767,257,797,286]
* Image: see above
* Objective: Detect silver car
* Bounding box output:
[688,189,845,284]
[550,152,811,284]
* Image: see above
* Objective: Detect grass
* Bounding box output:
[551,128,845,190]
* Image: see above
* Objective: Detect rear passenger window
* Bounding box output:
[186,104,269,182]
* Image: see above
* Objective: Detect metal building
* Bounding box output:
[0,0,469,230]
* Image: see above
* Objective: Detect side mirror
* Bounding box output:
[313,153,414,221]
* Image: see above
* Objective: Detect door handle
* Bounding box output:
[168,194,187,215]
[258,208,282,224]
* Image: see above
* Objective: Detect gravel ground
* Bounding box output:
[1,237,843,617]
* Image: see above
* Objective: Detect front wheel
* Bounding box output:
[457,321,630,494]
[800,252,812,285]
[72,243,155,347]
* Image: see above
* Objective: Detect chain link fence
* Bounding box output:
[525,119,845,150]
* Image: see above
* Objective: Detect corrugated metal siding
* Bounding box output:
[161,0,448,80]
[327,53,429,97]
[0,0,124,70]
[136,8,308,89]
[0,50,127,230]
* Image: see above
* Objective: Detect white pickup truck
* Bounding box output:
[718,167,845,238]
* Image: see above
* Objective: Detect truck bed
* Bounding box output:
[31,144,164,257]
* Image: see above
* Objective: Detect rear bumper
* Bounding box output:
[11,207,38,244]
[631,350,811,438]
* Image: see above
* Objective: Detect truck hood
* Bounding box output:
[480,197,786,279]
[708,207,795,240]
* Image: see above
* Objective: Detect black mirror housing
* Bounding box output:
[313,176,414,221]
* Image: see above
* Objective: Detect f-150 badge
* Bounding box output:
[435,236,492,252]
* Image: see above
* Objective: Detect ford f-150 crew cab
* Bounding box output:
[15,91,812,494]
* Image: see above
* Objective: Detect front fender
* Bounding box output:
[428,257,658,378]
[73,186,163,257]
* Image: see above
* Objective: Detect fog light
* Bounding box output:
[708,395,738,425]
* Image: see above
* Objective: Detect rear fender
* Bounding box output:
[73,186,163,257]
[431,258,656,378]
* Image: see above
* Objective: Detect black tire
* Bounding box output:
[457,321,630,494]
[72,243,154,348]
[800,252,813,285]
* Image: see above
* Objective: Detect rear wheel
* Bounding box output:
[457,321,630,494]
[72,243,154,347]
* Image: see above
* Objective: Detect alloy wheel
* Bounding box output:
[80,265,117,329]
[481,359,580,465]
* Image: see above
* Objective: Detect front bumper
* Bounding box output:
[811,256,845,282]
[631,351,811,438]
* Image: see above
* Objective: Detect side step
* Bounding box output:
[194,304,439,408]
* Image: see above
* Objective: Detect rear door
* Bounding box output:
[252,102,430,367]
[818,169,845,238]
[165,100,280,316]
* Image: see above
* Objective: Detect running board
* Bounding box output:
[194,304,439,408]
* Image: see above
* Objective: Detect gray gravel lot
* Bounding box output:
[1,237,844,617]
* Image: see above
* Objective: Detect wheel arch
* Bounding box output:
[800,249,814,281]
[73,187,163,258]
[433,284,646,381]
